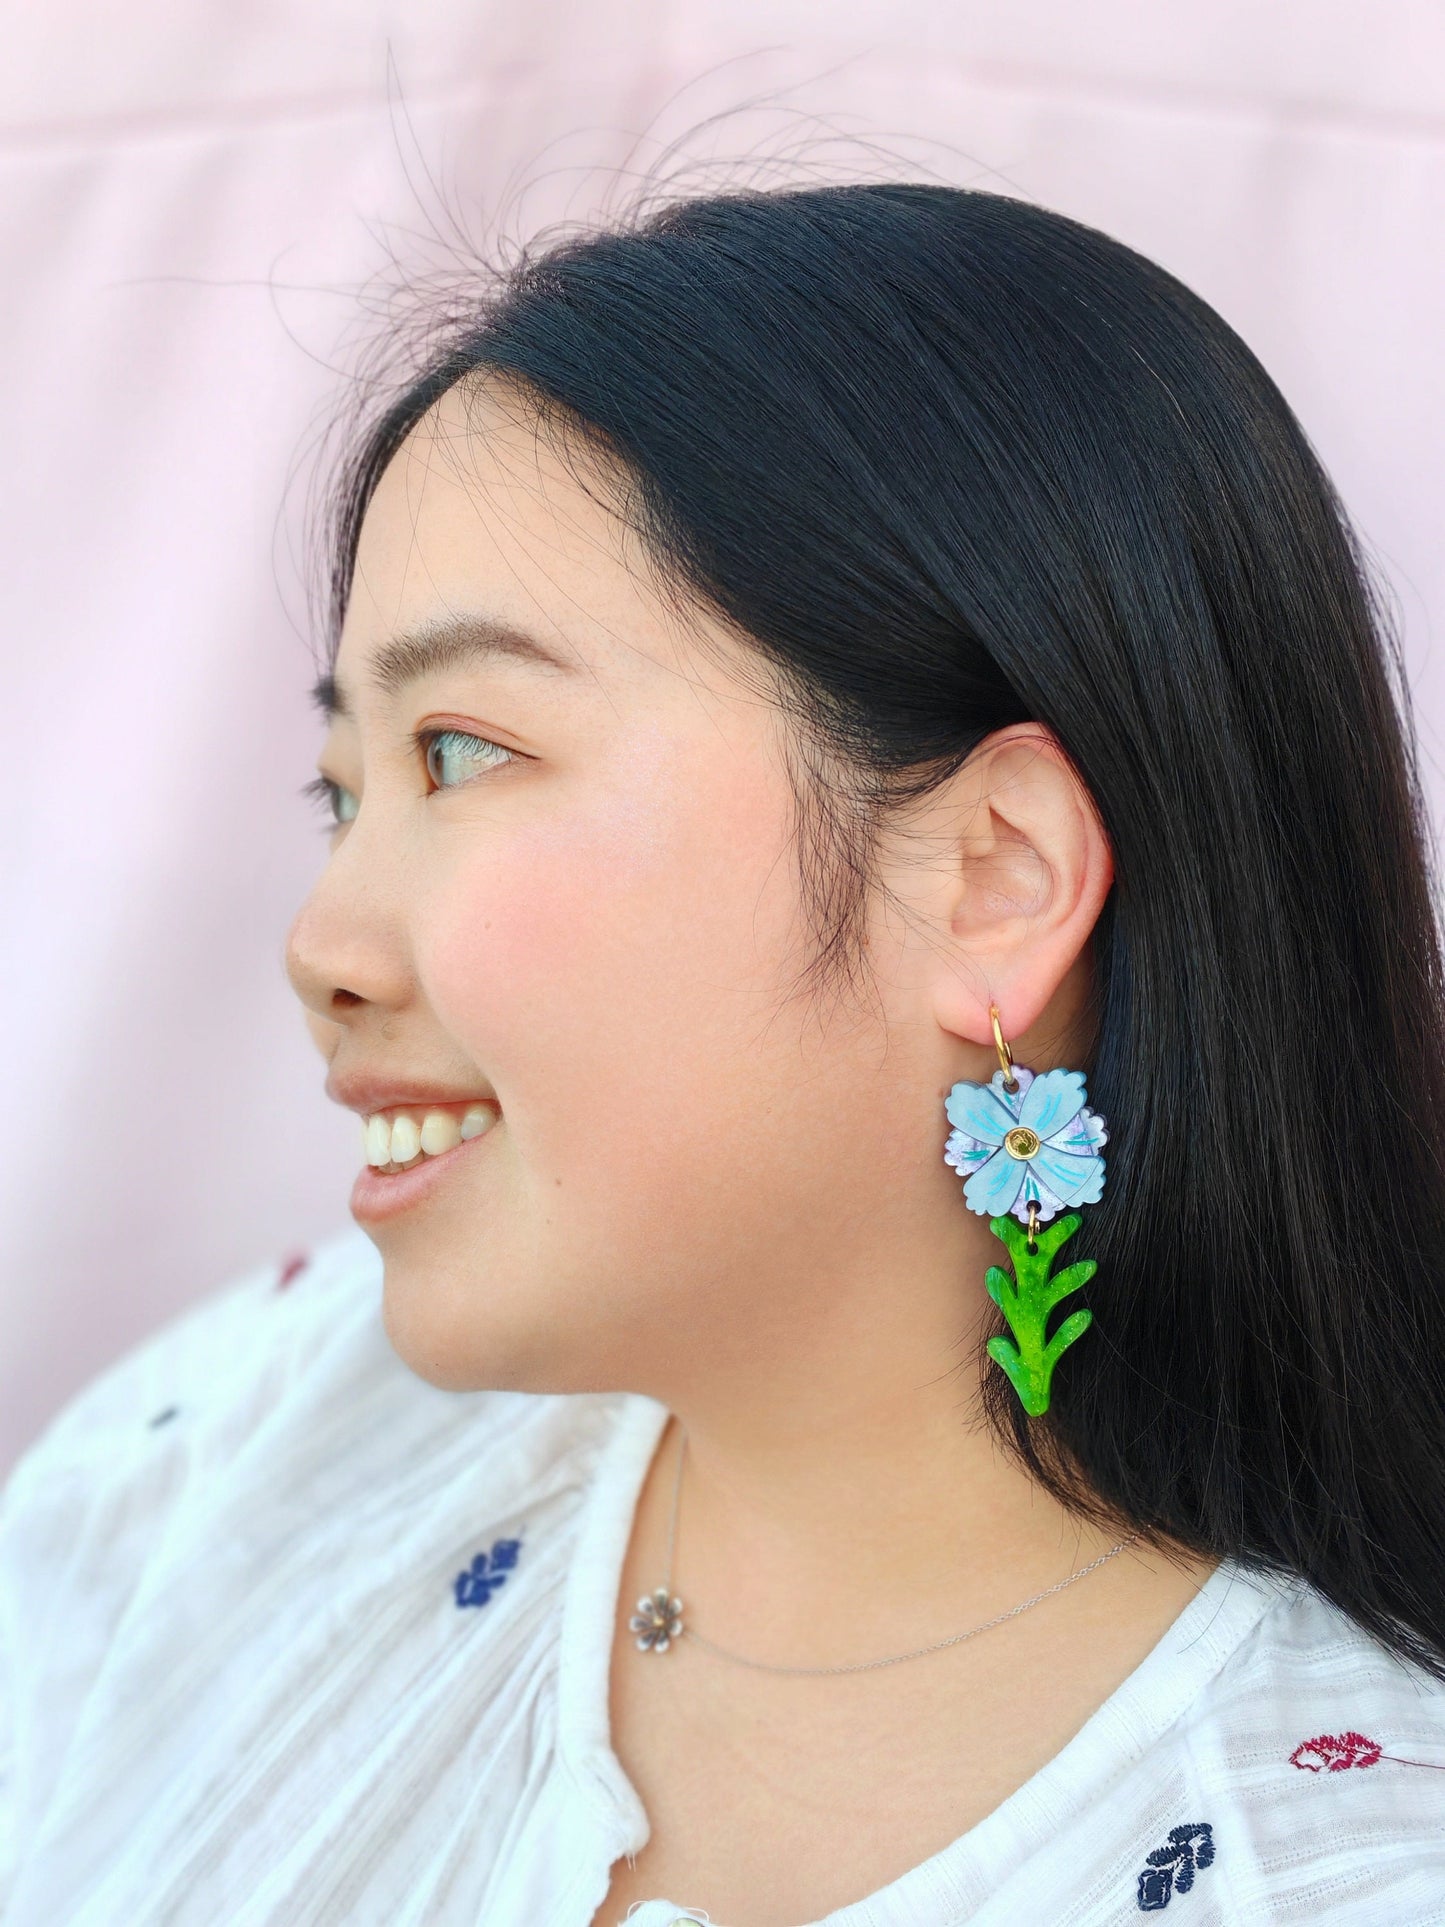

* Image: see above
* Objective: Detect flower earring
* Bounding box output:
[942,1004,1109,1416]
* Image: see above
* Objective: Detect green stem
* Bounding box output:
[983,1209,1096,1417]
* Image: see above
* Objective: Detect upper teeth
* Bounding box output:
[361,1101,497,1168]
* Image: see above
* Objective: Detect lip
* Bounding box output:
[349,1120,500,1224]
[327,1070,499,1117]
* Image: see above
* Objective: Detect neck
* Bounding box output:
[640,1306,1133,1666]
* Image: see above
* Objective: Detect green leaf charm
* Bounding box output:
[983,1210,1096,1416]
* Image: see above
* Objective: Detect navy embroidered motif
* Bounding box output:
[275,1250,310,1290]
[455,1538,522,1608]
[147,1406,180,1428]
[1136,1823,1214,1911]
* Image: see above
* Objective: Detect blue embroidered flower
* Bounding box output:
[1136,1823,1215,1911]
[454,1537,522,1609]
[943,1063,1107,1225]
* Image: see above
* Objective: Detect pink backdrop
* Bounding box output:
[4,3,1443,1474]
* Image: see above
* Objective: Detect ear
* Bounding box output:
[916,723,1114,1055]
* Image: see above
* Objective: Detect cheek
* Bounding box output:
[422,746,803,1176]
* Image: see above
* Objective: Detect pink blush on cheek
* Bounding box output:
[419,728,795,1111]
[421,848,609,1102]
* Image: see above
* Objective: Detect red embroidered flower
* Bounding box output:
[275,1249,310,1291]
[1289,1732,1381,1773]
[1288,1731,1445,1775]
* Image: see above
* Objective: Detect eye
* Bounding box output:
[415,726,517,791]
[298,728,516,837]
[299,774,357,835]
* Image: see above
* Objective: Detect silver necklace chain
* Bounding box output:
[631,1422,1139,1678]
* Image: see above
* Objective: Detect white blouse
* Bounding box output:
[2,1224,1443,1926]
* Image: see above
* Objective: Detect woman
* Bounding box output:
[3,181,1443,1925]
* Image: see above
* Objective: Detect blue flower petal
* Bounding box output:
[987,1064,1031,1117]
[1018,1068,1089,1138]
[1031,1140,1106,1207]
[944,1079,1018,1144]
[963,1145,1026,1216]
[1016,1163,1069,1215]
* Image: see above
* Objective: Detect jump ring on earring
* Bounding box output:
[989,1003,1019,1091]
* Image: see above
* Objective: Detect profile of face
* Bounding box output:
[284,379,1110,1406]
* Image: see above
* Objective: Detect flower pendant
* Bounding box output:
[943,1062,1107,1225]
[631,1586,684,1653]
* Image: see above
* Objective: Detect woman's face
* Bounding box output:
[285,380,985,1401]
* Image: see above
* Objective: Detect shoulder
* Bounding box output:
[1207,1568,1445,1755]
[1181,1567,1445,1915]
[2,1224,380,1511]
[0,1228,374,1903]
[0,1230,652,1921]
[987,1567,1445,1924]
[0,1225,628,1801]
[0,1220,625,1594]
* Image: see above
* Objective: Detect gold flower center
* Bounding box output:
[1003,1126,1041,1160]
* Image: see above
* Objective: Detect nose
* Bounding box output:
[282,838,408,1035]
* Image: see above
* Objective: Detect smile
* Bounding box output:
[361,1100,499,1174]
[351,1107,501,1223]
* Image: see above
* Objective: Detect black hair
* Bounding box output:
[320,181,1445,1677]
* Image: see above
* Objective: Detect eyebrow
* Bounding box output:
[309,615,581,723]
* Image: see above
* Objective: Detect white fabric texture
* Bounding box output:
[1,1225,1443,1925]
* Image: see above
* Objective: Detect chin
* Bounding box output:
[378,1257,621,1397]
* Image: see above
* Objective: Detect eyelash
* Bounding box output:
[299,727,516,834]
